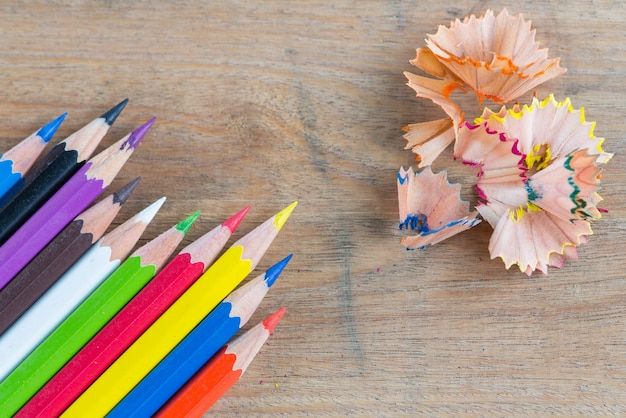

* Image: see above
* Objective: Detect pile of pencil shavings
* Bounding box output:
[397,9,611,276]
[0,100,295,417]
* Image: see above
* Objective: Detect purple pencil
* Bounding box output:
[0,118,155,288]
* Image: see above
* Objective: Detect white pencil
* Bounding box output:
[0,197,164,381]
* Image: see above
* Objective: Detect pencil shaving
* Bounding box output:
[399,9,611,275]
[420,9,566,104]
[397,166,480,249]
[403,74,463,167]
[402,9,567,168]
[455,95,608,275]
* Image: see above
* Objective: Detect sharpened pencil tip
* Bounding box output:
[38,112,67,143]
[136,196,166,224]
[264,254,292,288]
[222,205,251,233]
[273,201,297,231]
[262,308,286,333]
[124,117,155,149]
[176,210,200,234]
[113,177,141,205]
[100,99,129,126]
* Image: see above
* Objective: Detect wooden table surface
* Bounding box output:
[1,1,625,416]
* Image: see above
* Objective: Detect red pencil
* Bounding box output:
[156,308,285,418]
[17,207,250,418]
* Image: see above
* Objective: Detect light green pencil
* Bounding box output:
[0,210,199,417]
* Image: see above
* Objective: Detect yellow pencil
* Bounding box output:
[61,202,297,417]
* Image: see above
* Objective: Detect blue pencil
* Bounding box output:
[107,254,292,418]
[0,113,66,205]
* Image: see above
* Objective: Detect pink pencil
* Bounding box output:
[16,207,249,418]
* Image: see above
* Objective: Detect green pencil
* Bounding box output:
[0,211,199,417]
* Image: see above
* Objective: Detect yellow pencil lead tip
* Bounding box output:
[273,201,298,230]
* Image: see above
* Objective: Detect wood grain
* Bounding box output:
[1,1,624,416]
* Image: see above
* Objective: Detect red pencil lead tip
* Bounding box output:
[262,308,286,333]
[222,205,251,233]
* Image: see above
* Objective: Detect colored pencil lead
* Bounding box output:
[38,112,68,143]
[263,306,287,332]
[0,198,163,387]
[113,176,142,204]
[100,98,129,126]
[223,205,251,233]
[177,209,200,233]
[265,253,292,287]
[0,118,154,287]
[61,202,296,417]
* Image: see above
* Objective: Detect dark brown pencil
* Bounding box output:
[0,177,140,336]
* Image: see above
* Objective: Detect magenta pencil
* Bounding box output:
[0,118,154,288]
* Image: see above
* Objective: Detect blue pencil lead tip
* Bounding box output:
[38,112,67,143]
[264,254,293,288]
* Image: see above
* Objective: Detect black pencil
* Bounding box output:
[0,177,140,336]
[0,99,128,245]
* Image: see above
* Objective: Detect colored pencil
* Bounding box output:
[0,208,195,417]
[156,308,286,418]
[109,254,292,418]
[0,100,127,241]
[23,99,128,182]
[0,197,164,385]
[62,201,297,417]
[0,117,154,288]
[0,113,66,204]
[17,206,250,418]
[0,177,140,336]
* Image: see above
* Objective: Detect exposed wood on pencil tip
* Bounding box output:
[113,177,141,205]
[100,197,164,262]
[76,191,126,239]
[100,99,129,126]
[38,113,67,143]
[178,214,237,267]
[222,205,251,233]
[233,202,296,268]
[228,312,284,372]
[0,113,67,180]
[131,214,191,269]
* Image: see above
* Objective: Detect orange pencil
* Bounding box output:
[156,308,285,418]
